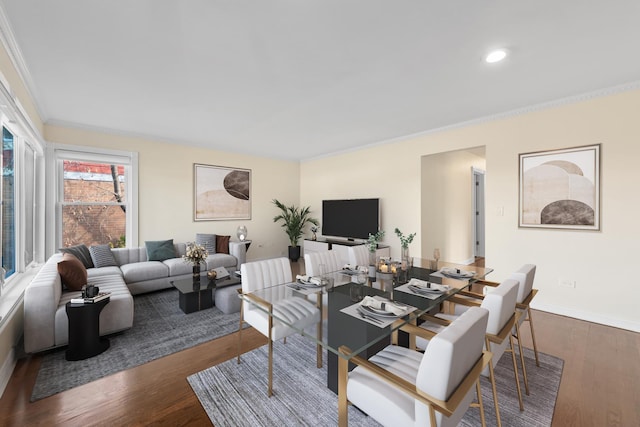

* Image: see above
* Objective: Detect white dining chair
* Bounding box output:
[340,307,491,427]
[347,244,370,267]
[304,250,342,277]
[418,279,522,426]
[474,264,538,395]
[236,257,322,396]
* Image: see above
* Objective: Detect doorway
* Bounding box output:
[472,168,486,258]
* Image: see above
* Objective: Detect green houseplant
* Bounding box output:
[272,199,319,261]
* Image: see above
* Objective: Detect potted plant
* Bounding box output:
[272,199,319,261]
[394,228,416,266]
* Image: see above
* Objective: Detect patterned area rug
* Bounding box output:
[189,334,563,426]
[30,288,243,401]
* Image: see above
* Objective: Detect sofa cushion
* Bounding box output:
[57,253,87,291]
[216,235,230,254]
[145,239,176,261]
[120,261,169,283]
[196,233,217,255]
[90,244,118,268]
[205,253,238,271]
[163,257,193,276]
[59,244,94,269]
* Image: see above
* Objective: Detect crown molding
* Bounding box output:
[302,80,640,162]
[0,2,48,121]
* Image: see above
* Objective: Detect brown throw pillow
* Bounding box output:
[58,253,88,291]
[216,235,230,254]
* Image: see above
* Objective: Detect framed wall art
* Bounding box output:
[194,163,251,221]
[519,144,600,230]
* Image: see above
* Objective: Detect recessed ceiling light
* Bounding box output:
[485,49,507,63]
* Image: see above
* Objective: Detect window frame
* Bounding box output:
[48,144,138,254]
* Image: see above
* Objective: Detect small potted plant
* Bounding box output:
[272,199,319,261]
[394,228,416,266]
[310,225,319,241]
[183,242,208,279]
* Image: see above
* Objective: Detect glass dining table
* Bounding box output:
[238,257,493,426]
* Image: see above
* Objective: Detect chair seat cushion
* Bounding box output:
[245,297,320,341]
[348,345,422,427]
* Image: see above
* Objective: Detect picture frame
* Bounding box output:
[519,144,600,230]
[193,163,251,221]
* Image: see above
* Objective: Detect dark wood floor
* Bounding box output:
[2,260,639,426]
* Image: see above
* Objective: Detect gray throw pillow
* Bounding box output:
[89,244,118,268]
[195,233,216,255]
[59,244,94,269]
[145,239,176,261]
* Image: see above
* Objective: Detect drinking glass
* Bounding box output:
[356,271,367,286]
[350,284,364,302]
[433,248,441,269]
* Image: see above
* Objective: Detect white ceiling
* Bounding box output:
[1,1,640,161]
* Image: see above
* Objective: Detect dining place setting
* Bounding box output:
[340,294,417,327]
[395,277,452,300]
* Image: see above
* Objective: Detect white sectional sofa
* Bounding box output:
[24,241,246,353]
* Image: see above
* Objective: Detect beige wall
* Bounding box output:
[45,125,301,262]
[302,89,640,332]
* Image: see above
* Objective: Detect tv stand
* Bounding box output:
[303,238,390,265]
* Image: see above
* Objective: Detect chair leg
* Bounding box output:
[508,335,524,411]
[317,321,323,368]
[514,320,530,395]
[338,356,348,427]
[476,379,487,427]
[268,317,274,397]
[527,307,540,367]
[486,338,502,427]
[268,338,273,397]
[237,304,244,364]
[488,361,502,427]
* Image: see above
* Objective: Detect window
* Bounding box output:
[0,121,39,291]
[2,127,15,278]
[54,146,138,250]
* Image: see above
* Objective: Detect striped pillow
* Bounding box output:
[196,233,216,255]
[89,244,118,268]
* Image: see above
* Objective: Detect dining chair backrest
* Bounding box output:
[347,245,369,267]
[240,257,292,294]
[416,307,489,427]
[480,279,519,372]
[510,264,536,304]
[481,279,519,336]
[304,250,342,277]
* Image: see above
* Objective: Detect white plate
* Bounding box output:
[440,269,474,279]
[409,285,443,294]
[360,305,399,318]
[297,279,321,287]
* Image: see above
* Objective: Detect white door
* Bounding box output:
[473,169,486,258]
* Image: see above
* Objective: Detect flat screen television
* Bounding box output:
[322,198,379,240]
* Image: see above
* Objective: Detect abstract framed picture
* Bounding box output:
[519,144,600,230]
[194,164,251,221]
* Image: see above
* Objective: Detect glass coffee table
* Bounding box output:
[171,269,241,314]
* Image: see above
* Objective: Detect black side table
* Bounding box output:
[65,298,110,361]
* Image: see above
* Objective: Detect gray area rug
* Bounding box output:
[189,334,563,426]
[31,288,242,401]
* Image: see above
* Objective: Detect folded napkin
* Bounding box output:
[343,264,367,272]
[408,278,450,292]
[440,267,475,278]
[295,275,322,285]
[360,296,407,315]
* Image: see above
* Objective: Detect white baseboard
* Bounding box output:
[532,301,640,333]
[0,346,16,399]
